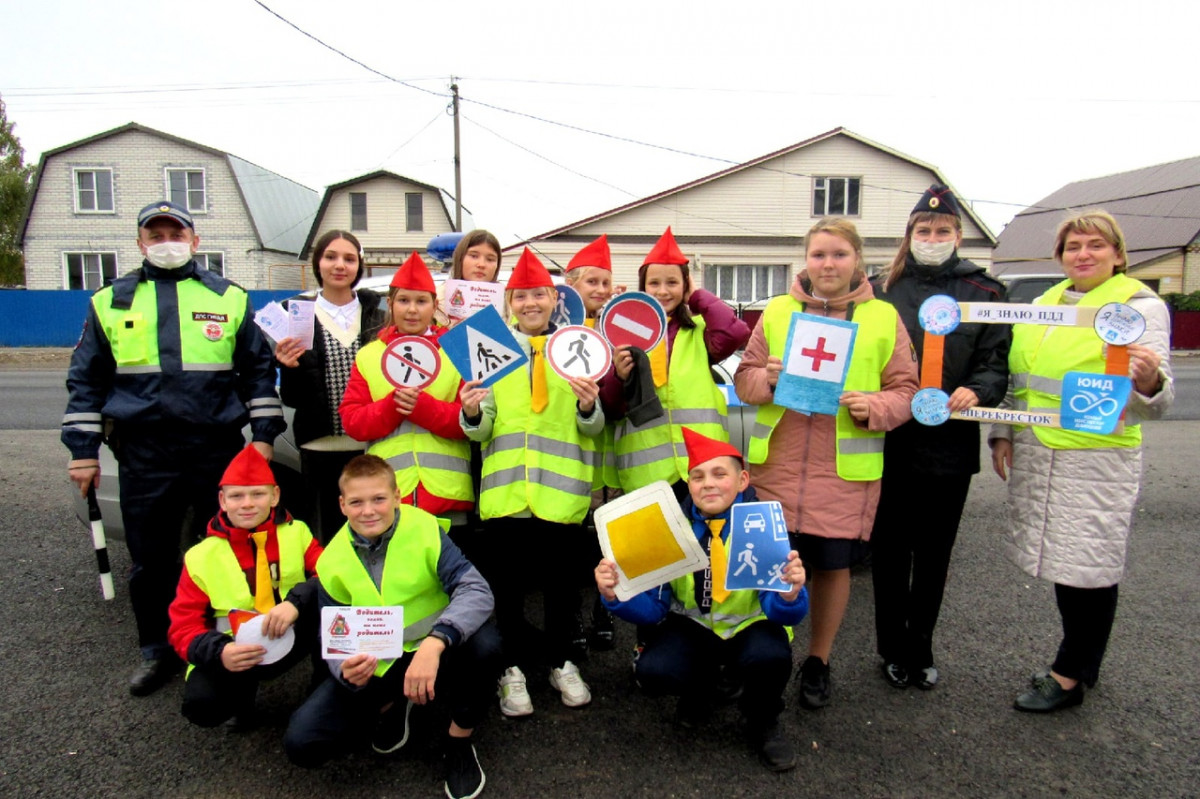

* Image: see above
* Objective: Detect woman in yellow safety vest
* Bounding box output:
[734,217,918,711]
[459,248,605,719]
[989,211,1173,713]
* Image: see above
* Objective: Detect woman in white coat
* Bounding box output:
[989,211,1173,712]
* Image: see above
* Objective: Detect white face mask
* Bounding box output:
[144,241,193,269]
[911,238,956,266]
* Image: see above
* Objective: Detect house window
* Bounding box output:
[74,169,114,213]
[350,192,367,231]
[703,264,789,304]
[193,252,224,276]
[64,252,117,290]
[813,177,860,216]
[166,168,206,212]
[405,192,423,232]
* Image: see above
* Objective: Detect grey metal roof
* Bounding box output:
[994,155,1200,267]
[227,155,320,256]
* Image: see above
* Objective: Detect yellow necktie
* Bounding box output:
[707,519,730,604]
[251,531,275,614]
[530,336,549,413]
[649,341,668,388]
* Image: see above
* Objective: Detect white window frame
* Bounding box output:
[193,251,225,276]
[812,176,861,217]
[73,168,115,214]
[62,251,118,290]
[405,192,423,232]
[703,263,790,304]
[165,167,207,213]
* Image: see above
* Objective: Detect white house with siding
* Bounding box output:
[300,171,459,282]
[512,127,996,305]
[19,122,319,290]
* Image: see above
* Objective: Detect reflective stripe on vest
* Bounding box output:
[614,319,728,490]
[747,295,895,481]
[182,521,313,675]
[668,571,794,642]
[479,351,597,524]
[95,279,246,373]
[1010,274,1146,450]
[356,339,473,502]
[317,507,450,676]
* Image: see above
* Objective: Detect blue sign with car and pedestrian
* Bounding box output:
[726,501,791,593]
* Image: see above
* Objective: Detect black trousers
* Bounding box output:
[635,615,792,730]
[114,423,243,660]
[473,516,589,672]
[1051,583,1119,687]
[870,469,972,669]
[283,620,503,767]
[298,447,360,545]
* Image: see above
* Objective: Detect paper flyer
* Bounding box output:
[320,605,406,661]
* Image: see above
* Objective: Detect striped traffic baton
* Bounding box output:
[86,485,115,600]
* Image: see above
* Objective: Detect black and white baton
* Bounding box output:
[86,485,115,600]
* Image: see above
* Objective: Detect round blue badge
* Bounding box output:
[917,295,961,335]
[911,387,951,426]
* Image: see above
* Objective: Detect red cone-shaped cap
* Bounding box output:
[390,251,437,293]
[567,235,611,272]
[642,226,688,267]
[506,247,554,290]
[682,427,744,473]
[219,444,277,487]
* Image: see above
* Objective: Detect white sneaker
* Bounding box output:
[550,660,592,707]
[498,666,533,717]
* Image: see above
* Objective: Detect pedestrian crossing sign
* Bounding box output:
[439,304,528,388]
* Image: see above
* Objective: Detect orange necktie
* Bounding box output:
[530,336,549,413]
[251,531,275,614]
[707,519,730,603]
[649,341,668,388]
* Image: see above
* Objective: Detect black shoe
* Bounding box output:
[129,656,181,697]
[912,665,939,690]
[1014,675,1084,713]
[674,694,714,730]
[589,609,616,651]
[372,699,414,754]
[752,723,797,772]
[881,662,909,689]
[444,737,485,799]
[715,668,744,702]
[798,656,831,709]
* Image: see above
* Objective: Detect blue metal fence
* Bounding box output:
[0,289,298,347]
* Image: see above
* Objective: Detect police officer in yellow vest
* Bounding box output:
[64,201,286,697]
[167,445,322,728]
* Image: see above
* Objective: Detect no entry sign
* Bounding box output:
[381,336,441,390]
[598,292,667,351]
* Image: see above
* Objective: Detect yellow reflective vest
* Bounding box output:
[354,339,473,502]
[317,508,450,676]
[746,295,896,481]
[668,570,795,641]
[613,319,728,490]
[1010,273,1147,450]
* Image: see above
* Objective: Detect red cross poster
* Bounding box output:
[774,312,858,416]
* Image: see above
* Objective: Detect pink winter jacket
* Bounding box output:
[734,273,918,539]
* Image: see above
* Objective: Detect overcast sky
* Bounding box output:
[5,0,1199,250]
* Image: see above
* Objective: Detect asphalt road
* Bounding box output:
[2,422,1198,798]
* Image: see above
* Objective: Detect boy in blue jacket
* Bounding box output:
[595,427,808,771]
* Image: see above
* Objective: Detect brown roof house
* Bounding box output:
[19,122,320,290]
[510,127,996,306]
[993,155,1200,294]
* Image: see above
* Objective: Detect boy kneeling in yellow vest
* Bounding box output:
[283,454,501,799]
[594,428,809,772]
[168,444,323,729]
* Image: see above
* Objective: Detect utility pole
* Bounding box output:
[451,80,462,231]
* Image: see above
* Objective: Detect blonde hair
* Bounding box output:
[882,211,962,290]
[564,266,609,286]
[1054,210,1127,272]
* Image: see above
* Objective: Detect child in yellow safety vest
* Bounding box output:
[460,247,605,718]
[168,444,323,729]
[282,454,501,799]
[595,427,808,772]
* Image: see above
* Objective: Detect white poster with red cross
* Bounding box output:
[774,312,858,416]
